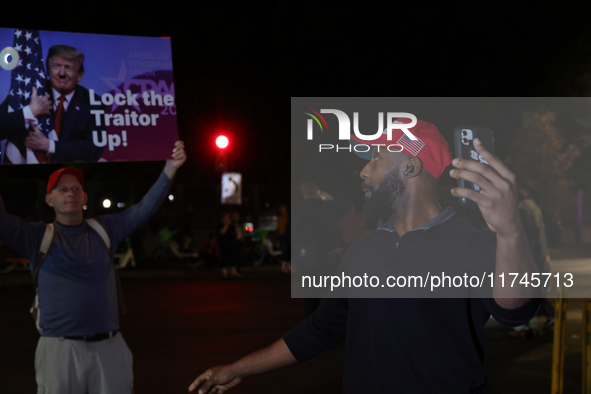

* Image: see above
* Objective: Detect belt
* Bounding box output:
[63,330,118,342]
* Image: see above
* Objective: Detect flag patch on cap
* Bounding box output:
[397,134,425,156]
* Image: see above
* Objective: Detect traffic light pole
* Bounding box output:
[215,149,228,172]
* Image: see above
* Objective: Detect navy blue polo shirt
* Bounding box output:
[284,207,541,393]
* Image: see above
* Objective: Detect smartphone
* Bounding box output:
[453,126,495,209]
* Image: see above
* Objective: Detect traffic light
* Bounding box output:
[215,134,229,172]
[216,135,229,149]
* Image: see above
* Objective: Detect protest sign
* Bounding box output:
[0,27,178,164]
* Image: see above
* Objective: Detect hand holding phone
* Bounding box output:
[452,126,495,208]
[450,130,524,239]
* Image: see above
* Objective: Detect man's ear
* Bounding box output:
[82,191,88,205]
[77,71,84,83]
[405,157,423,179]
[45,193,53,207]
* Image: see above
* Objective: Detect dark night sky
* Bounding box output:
[1,3,590,186]
[0,4,294,186]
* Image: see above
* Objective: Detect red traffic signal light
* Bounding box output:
[216,135,229,149]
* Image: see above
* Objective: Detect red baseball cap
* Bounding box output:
[46,167,85,194]
[350,118,452,180]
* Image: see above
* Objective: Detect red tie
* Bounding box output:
[35,96,66,163]
[54,96,66,137]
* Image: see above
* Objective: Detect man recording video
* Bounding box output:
[189,120,541,393]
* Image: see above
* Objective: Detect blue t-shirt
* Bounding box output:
[0,172,172,336]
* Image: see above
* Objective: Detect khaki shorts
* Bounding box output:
[35,332,133,394]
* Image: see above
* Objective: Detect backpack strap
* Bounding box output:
[33,223,55,286]
[86,218,111,251]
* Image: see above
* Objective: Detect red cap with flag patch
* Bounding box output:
[46,167,85,194]
[350,118,452,180]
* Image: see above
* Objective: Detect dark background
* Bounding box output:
[0,3,590,394]
[1,3,590,211]
[0,2,589,259]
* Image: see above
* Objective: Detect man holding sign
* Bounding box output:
[0,141,185,393]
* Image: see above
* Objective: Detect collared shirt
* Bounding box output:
[377,205,456,233]
[51,88,76,113]
[284,207,541,393]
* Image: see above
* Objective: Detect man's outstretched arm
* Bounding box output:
[189,297,349,393]
[0,194,44,261]
[99,141,186,246]
[189,338,297,393]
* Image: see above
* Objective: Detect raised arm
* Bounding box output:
[99,141,186,246]
[188,338,297,393]
[163,140,186,179]
[450,138,539,308]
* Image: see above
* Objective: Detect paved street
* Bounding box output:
[0,264,586,393]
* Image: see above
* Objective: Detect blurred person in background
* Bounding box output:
[218,213,241,278]
[277,204,289,237]
[199,233,220,269]
[231,212,245,275]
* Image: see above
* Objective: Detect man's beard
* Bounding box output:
[362,171,405,223]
